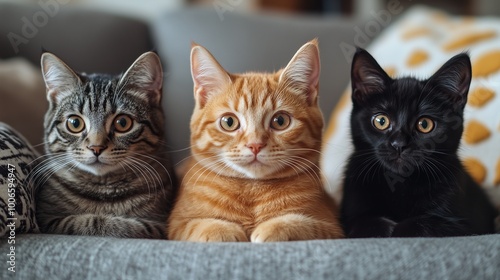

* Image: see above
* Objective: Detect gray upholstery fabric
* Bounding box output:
[153,9,373,164]
[1,234,499,279]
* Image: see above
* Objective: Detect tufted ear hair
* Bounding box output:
[40,52,81,104]
[279,39,321,105]
[350,48,391,104]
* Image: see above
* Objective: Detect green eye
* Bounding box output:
[417,117,434,133]
[373,114,390,131]
[114,115,133,133]
[220,114,240,132]
[270,112,291,130]
[66,115,85,133]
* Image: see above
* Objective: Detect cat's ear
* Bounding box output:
[351,48,391,103]
[279,39,320,105]
[427,53,471,108]
[119,51,163,104]
[190,43,231,108]
[41,52,81,104]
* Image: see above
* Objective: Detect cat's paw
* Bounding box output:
[250,214,318,242]
[186,219,248,242]
[251,223,289,243]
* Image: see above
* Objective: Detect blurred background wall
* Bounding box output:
[1,0,499,18]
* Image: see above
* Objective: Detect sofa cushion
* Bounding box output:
[321,7,500,217]
[1,233,498,279]
[0,123,39,237]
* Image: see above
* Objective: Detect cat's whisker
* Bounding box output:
[174,151,215,167]
[122,158,155,201]
[27,153,70,187]
[129,152,173,188]
[30,155,74,189]
[287,159,322,187]
[210,161,232,185]
[192,160,227,187]
[277,159,302,178]
[128,156,167,200]
[181,155,223,187]
[30,141,51,149]
[286,157,321,185]
[288,155,324,188]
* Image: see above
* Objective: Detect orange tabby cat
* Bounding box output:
[168,40,344,242]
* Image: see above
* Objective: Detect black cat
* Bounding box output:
[340,48,497,238]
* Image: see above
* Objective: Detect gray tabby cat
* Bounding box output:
[33,52,175,238]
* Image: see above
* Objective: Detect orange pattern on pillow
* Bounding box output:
[406,50,429,67]
[463,120,491,144]
[463,158,487,184]
[472,50,500,78]
[443,30,496,51]
[468,87,495,107]
[402,27,433,40]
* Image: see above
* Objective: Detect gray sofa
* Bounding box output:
[1,4,499,279]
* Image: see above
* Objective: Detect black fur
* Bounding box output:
[340,48,497,238]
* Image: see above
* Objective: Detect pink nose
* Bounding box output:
[246,143,266,155]
[87,145,107,157]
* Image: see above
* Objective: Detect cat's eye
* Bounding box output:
[114,115,133,133]
[220,114,240,132]
[417,117,434,133]
[270,112,291,130]
[372,114,391,131]
[66,115,85,133]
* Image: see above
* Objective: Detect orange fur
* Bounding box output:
[168,40,344,242]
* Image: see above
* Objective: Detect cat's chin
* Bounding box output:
[226,162,275,179]
[224,162,302,180]
[76,162,119,176]
[380,157,416,176]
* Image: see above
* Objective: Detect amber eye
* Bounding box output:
[417,117,434,133]
[372,114,391,131]
[270,112,291,130]
[114,115,133,133]
[220,114,240,132]
[66,115,85,133]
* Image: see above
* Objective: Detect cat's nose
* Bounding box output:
[87,145,107,157]
[246,143,266,155]
[390,140,407,154]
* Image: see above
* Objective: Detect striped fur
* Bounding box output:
[168,40,344,242]
[33,52,175,239]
